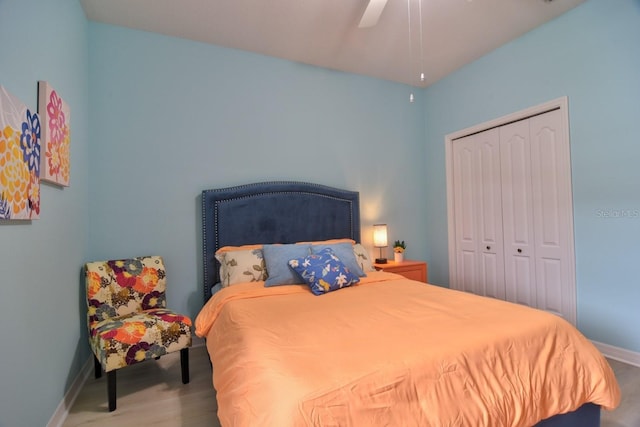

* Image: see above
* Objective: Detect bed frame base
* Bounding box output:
[536,402,599,427]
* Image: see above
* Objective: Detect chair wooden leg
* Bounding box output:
[180,348,190,384]
[94,355,102,379]
[107,370,116,412]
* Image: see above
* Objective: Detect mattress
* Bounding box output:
[195,271,620,426]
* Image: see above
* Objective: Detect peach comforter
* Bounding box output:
[195,272,620,427]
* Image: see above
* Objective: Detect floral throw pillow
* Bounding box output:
[215,248,266,287]
[312,242,366,277]
[289,248,360,296]
[352,243,375,273]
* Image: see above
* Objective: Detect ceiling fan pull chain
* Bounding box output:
[407,0,414,102]
[419,0,425,82]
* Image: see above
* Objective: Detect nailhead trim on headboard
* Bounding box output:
[201,181,361,301]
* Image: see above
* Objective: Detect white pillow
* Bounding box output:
[215,248,266,287]
[353,243,375,273]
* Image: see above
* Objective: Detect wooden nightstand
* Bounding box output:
[374,260,428,283]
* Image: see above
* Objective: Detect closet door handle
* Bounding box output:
[486,246,491,250]
[517,248,522,253]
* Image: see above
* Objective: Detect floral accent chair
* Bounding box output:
[85,256,192,411]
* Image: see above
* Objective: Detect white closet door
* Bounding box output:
[452,136,479,294]
[452,129,505,297]
[529,110,574,321]
[446,99,576,324]
[499,120,537,308]
[475,129,505,299]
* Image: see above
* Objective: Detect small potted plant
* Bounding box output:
[393,240,406,263]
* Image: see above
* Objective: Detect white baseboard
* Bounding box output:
[592,340,640,368]
[47,337,206,427]
[46,356,94,427]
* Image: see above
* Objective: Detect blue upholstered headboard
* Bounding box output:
[201,181,361,301]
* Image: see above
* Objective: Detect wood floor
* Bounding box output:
[602,358,640,427]
[63,345,639,427]
[62,345,220,427]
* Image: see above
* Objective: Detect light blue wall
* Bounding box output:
[423,0,640,351]
[0,0,89,426]
[88,24,427,320]
[1,0,639,424]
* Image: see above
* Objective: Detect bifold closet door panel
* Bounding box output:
[452,129,505,298]
[499,120,537,308]
[475,129,506,300]
[529,109,573,320]
[452,136,479,294]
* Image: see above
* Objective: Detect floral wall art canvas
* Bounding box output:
[38,81,70,187]
[0,85,41,220]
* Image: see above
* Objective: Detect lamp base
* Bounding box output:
[375,258,387,264]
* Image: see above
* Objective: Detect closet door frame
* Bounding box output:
[445,97,576,325]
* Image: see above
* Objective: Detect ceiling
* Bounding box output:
[80,0,586,88]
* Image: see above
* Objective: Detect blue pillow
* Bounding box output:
[289,248,360,295]
[312,242,366,277]
[263,244,311,287]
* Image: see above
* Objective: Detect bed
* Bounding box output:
[196,181,620,427]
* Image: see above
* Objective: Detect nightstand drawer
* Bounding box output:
[373,260,428,283]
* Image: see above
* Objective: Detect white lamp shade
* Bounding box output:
[373,224,388,248]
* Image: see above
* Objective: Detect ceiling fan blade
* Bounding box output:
[358,0,389,28]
